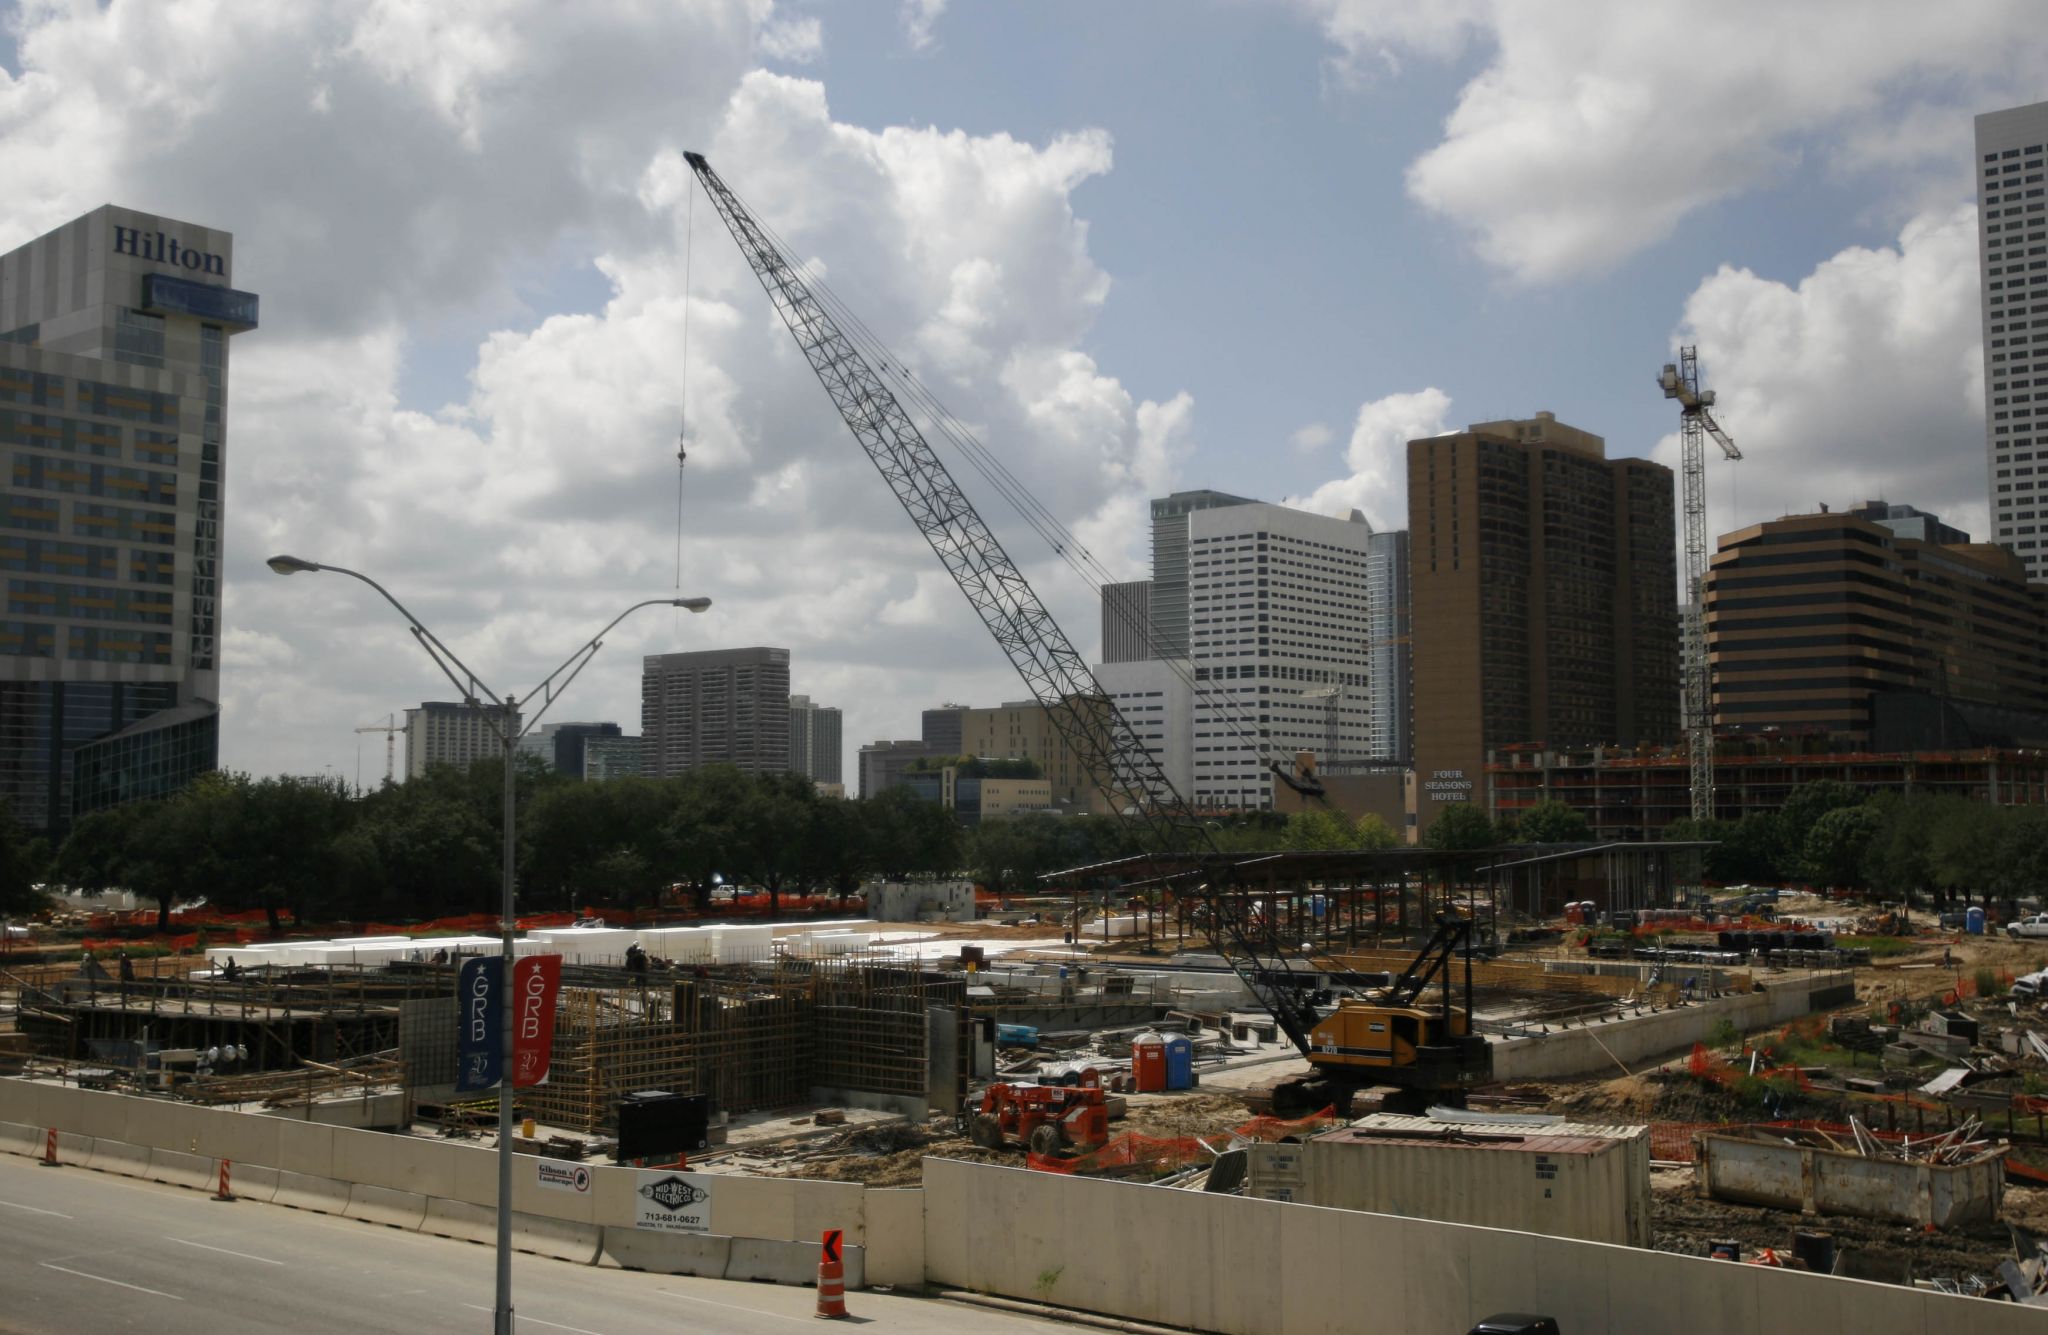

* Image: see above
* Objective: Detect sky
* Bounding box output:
[0,0,2039,787]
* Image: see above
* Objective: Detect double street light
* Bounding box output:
[267,554,709,1334]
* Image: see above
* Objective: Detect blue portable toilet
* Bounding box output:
[1164,1034,1194,1090]
[1966,905,1986,936]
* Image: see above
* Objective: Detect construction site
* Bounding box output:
[6,864,2047,1313]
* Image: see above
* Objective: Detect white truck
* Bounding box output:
[2007,913,2048,939]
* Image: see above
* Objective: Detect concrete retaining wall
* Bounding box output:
[1491,973,1850,1081]
[923,1157,2032,1335]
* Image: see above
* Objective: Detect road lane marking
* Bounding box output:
[0,1200,71,1218]
[657,1287,814,1324]
[166,1236,284,1265]
[39,1261,183,1299]
[460,1303,606,1334]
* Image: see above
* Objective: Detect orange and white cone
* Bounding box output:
[39,1127,58,1167]
[213,1158,235,1202]
[815,1229,847,1319]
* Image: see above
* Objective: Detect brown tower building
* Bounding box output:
[1706,506,2048,745]
[1409,412,1678,831]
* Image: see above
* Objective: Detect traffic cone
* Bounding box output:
[38,1127,58,1167]
[213,1159,235,1202]
[815,1228,847,1319]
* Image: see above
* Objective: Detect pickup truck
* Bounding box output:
[2008,914,2048,939]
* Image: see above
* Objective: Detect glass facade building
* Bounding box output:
[0,207,257,834]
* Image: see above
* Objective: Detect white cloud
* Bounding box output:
[759,15,823,64]
[1295,0,2048,282]
[1288,388,1453,529]
[0,4,1181,781]
[901,0,946,52]
[1289,422,1333,453]
[1669,206,1988,547]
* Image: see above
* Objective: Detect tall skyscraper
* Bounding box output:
[1099,579,1153,664]
[1185,501,1382,810]
[1363,528,1412,763]
[1148,489,1255,658]
[406,701,519,778]
[1408,412,1678,832]
[642,646,791,777]
[788,694,843,785]
[516,721,621,778]
[0,207,259,833]
[1978,101,2048,579]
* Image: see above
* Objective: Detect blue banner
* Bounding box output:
[455,956,504,1093]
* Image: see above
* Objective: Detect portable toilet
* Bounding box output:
[1164,1034,1194,1090]
[1132,1030,1168,1093]
[1966,906,1986,936]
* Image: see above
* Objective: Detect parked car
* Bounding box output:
[2013,970,2048,1000]
[2008,913,2048,939]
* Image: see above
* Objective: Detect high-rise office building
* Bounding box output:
[920,704,967,755]
[0,207,259,833]
[642,646,791,777]
[1185,501,1382,810]
[1099,579,1152,664]
[406,701,519,778]
[1706,506,2048,746]
[788,694,843,785]
[959,700,1106,809]
[1363,528,1412,763]
[1148,489,1255,658]
[1408,412,1678,832]
[1977,100,2048,580]
[515,721,621,778]
[583,734,642,782]
[1092,658,1194,803]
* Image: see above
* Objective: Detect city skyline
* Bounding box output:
[0,5,2037,787]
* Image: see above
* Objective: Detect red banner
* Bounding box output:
[512,955,563,1088]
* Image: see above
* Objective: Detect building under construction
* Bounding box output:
[7,946,969,1135]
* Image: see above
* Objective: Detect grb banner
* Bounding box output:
[511,954,563,1088]
[454,956,504,1093]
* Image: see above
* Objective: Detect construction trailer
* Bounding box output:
[1244,1113,1653,1247]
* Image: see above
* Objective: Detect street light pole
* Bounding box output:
[267,555,709,1333]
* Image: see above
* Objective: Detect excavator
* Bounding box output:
[682,151,1489,1116]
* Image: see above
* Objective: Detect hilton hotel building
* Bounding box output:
[0,207,257,834]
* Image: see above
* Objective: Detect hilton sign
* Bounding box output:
[113,225,226,277]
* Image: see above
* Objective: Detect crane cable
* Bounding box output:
[716,179,1294,779]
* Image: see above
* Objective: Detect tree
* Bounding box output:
[1800,804,1883,891]
[1777,779,1866,859]
[1423,803,1496,852]
[1514,799,1591,844]
[1353,813,1400,850]
[1282,808,1360,851]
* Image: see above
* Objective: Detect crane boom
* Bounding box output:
[682,150,1327,1053]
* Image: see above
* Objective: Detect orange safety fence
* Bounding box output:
[75,899,871,947]
[1028,1107,1344,1175]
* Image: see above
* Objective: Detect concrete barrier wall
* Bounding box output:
[1491,974,1846,1082]
[1,1080,877,1286]
[923,1157,2037,1335]
[864,1188,924,1288]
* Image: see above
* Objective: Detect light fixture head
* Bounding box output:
[266,554,321,576]
[674,596,712,612]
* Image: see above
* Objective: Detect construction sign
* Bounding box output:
[635,1171,714,1233]
[511,954,563,1088]
[822,1229,842,1265]
[454,957,503,1093]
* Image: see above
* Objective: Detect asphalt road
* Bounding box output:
[0,1153,1065,1334]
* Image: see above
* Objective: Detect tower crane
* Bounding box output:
[1658,347,1742,823]
[355,714,403,789]
[684,150,1488,1111]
